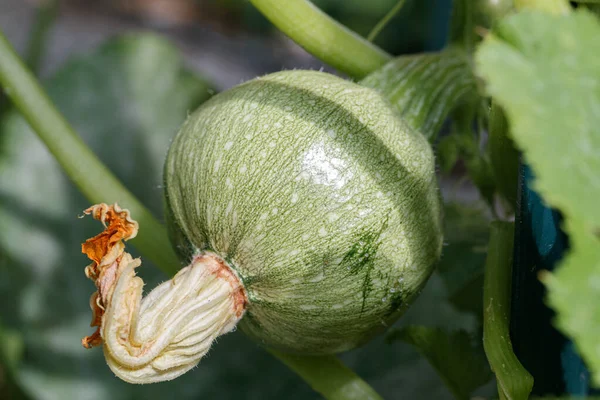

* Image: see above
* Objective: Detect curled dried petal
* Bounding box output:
[80,203,246,383]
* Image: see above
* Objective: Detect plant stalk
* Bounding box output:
[248,0,391,79]
[483,221,533,399]
[270,350,383,400]
[0,29,381,400]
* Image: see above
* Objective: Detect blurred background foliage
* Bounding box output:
[0,0,493,399]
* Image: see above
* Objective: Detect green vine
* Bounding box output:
[248,0,391,79]
[483,222,534,400]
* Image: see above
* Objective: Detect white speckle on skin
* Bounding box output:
[225,200,233,216]
[328,213,338,222]
[269,141,276,148]
[225,178,233,189]
[310,272,325,282]
[289,249,300,257]
[224,141,234,150]
[327,129,336,139]
[239,165,247,174]
[250,103,258,109]
[214,157,222,173]
[291,193,299,203]
[302,234,310,241]
[274,122,282,128]
[376,191,383,198]
[243,114,252,122]
[300,304,318,310]
[232,210,238,229]
[272,208,279,215]
[290,278,301,284]
[319,227,327,237]
[259,212,268,220]
[332,304,343,309]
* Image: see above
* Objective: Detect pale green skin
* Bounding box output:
[164,70,443,354]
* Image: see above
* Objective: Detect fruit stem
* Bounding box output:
[248,0,391,79]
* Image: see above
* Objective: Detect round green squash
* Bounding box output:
[164,70,443,354]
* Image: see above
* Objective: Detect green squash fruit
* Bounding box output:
[164,70,443,354]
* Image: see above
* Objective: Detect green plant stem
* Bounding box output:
[248,0,391,79]
[0,29,381,400]
[360,49,476,141]
[483,221,533,400]
[367,0,407,42]
[0,30,179,276]
[269,350,383,400]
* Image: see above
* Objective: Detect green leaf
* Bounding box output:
[388,326,492,400]
[476,10,600,231]
[476,9,600,383]
[515,0,571,14]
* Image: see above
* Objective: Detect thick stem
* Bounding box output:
[270,351,383,400]
[248,0,391,79]
[81,204,246,384]
[483,221,533,399]
[360,50,476,140]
